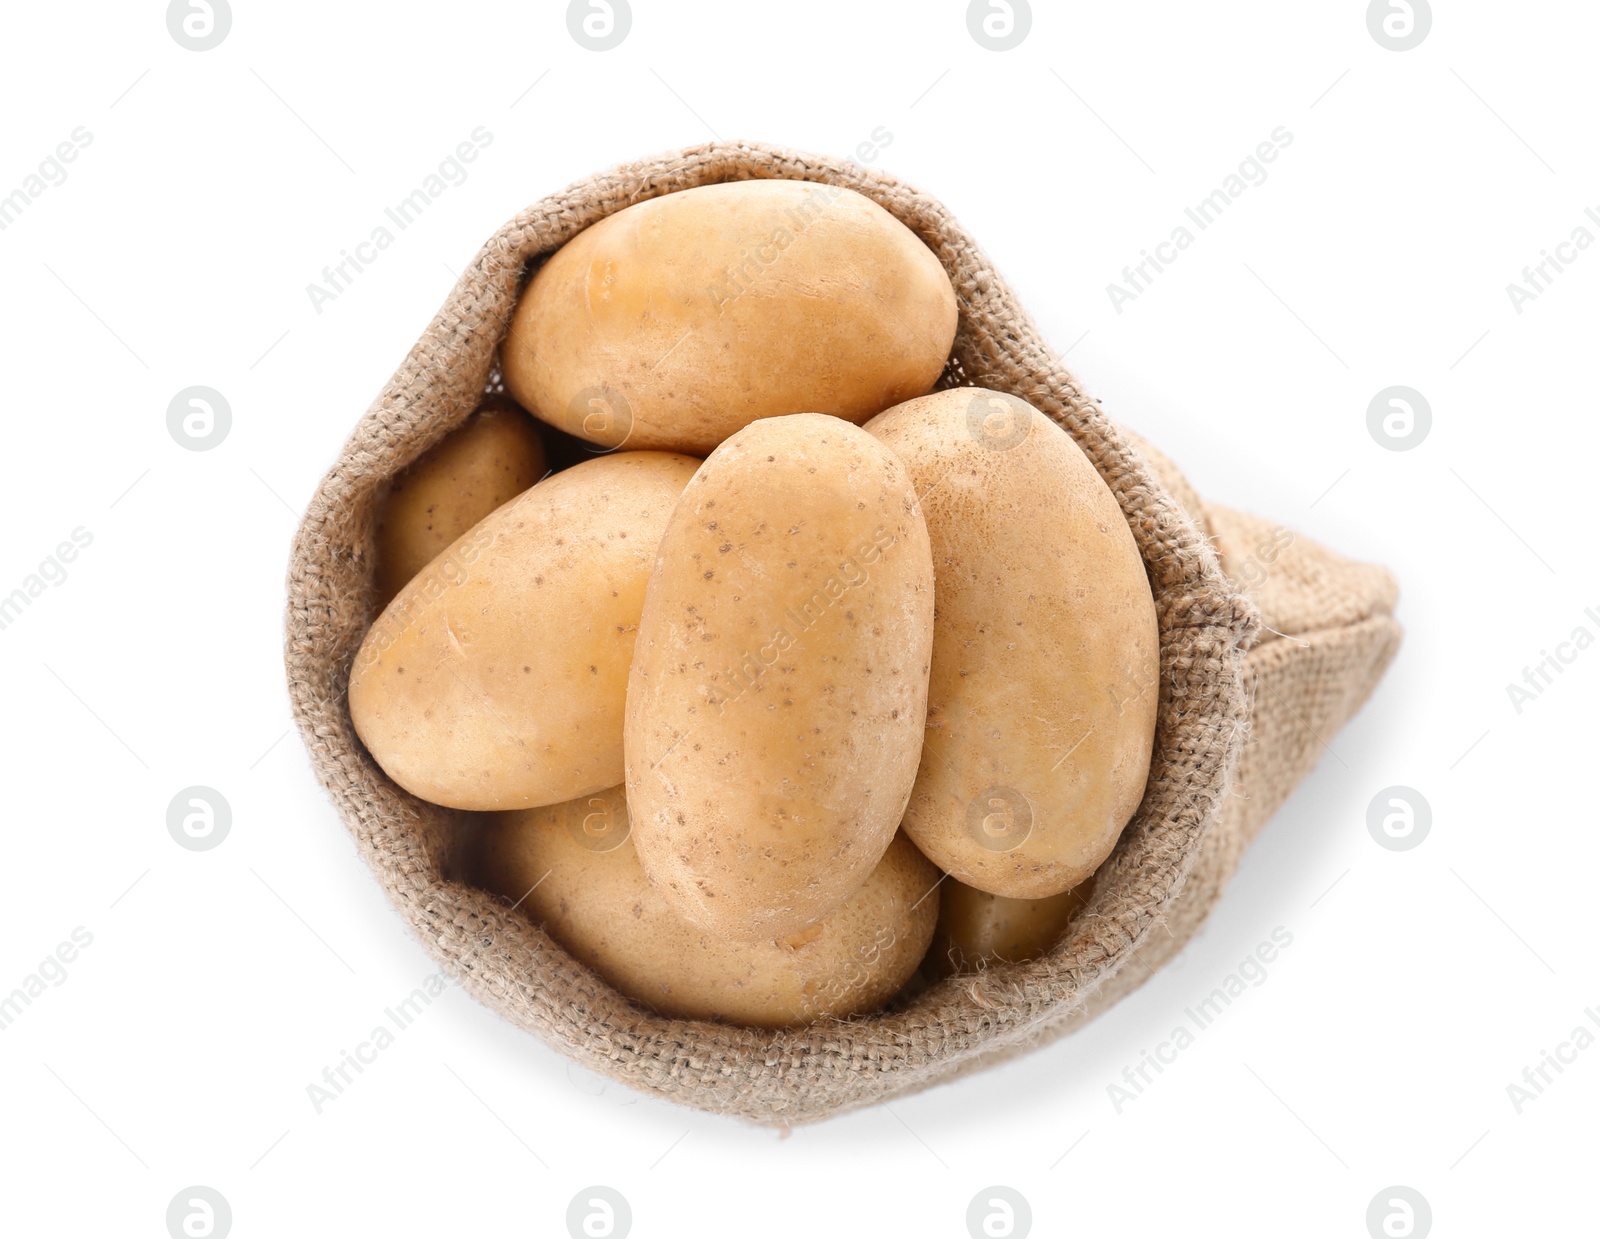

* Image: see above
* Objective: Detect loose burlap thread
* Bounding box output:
[284,141,1397,1125]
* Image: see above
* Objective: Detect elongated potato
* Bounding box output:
[625,414,935,940]
[374,395,547,607]
[925,877,1093,978]
[350,451,700,810]
[502,180,958,454]
[865,388,1159,898]
[472,786,939,1028]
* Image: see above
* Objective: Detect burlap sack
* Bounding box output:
[284,141,1399,1126]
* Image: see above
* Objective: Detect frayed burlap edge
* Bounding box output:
[284,140,1259,1126]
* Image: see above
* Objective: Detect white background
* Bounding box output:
[1,1,1594,1236]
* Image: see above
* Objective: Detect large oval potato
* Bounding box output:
[374,395,547,607]
[925,876,1093,978]
[350,451,700,810]
[865,388,1159,898]
[502,180,958,454]
[625,414,935,940]
[472,785,939,1028]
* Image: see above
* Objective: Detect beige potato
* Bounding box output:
[865,388,1159,899]
[350,451,700,811]
[374,396,547,607]
[473,786,939,1028]
[625,414,935,940]
[502,180,958,455]
[925,876,1093,978]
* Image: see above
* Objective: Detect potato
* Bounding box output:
[373,396,547,607]
[350,451,700,811]
[865,388,1159,899]
[625,414,935,940]
[472,786,940,1028]
[925,876,1093,978]
[501,180,958,454]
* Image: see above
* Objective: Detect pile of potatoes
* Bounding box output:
[350,180,1160,1029]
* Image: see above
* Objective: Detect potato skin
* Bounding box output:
[374,396,547,608]
[865,388,1159,898]
[926,877,1092,978]
[625,414,935,941]
[472,787,939,1028]
[350,451,700,811]
[501,180,958,454]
